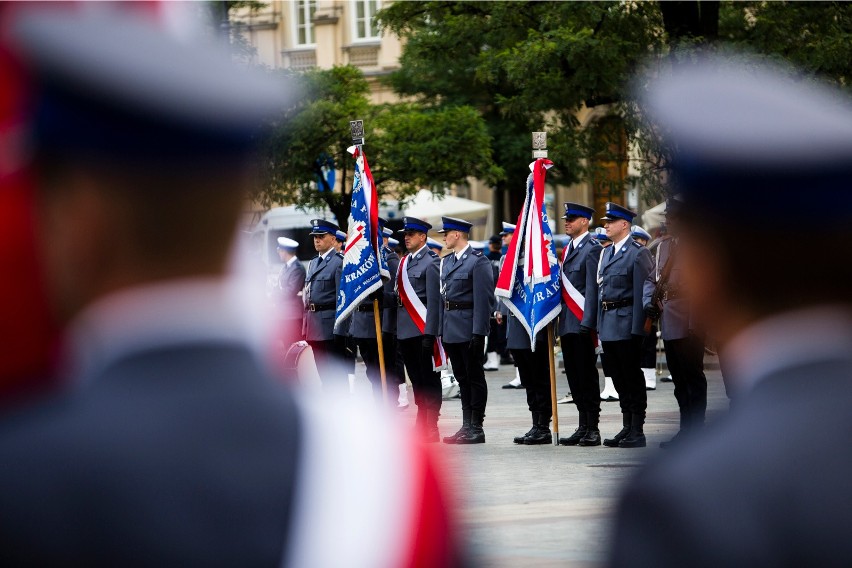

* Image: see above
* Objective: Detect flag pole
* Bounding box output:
[532,131,560,445]
[351,120,388,402]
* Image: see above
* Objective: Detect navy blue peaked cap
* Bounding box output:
[401,217,432,233]
[643,56,852,219]
[563,202,595,219]
[438,216,473,233]
[601,202,636,222]
[310,219,340,235]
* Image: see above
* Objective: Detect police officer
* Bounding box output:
[497,223,524,389]
[276,237,306,349]
[597,203,654,448]
[633,225,658,391]
[303,219,348,390]
[508,310,553,445]
[643,198,707,448]
[350,220,402,404]
[484,234,504,372]
[439,216,495,444]
[557,203,603,447]
[379,224,409,409]
[396,217,443,441]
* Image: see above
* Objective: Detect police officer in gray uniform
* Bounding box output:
[597,203,654,448]
[396,217,443,441]
[303,219,348,389]
[351,220,402,403]
[380,223,407,406]
[276,237,307,349]
[557,203,603,447]
[508,306,553,445]
[439,216,495,445]
[643,198,707,448]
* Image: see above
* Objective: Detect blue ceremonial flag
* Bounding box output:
[494,159,561,350]
[335,146,387,326]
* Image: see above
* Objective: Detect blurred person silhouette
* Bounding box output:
[275,237,306,352]
[610,57,852,567]
[0,9,464,567]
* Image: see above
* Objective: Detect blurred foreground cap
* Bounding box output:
[643,56,852,218]
[9,10,297,165]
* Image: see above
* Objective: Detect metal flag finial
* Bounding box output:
[532,131,547,159]
[350,120,365,146]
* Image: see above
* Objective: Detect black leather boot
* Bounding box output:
[422,404,440,444]
[558,412,588,446]
[443,409,470,444]
[619,413,647,448]
[578,412,601,446]
[523,413,552,445]
[514,412,538,444]
[456,410,485,444]
[604,412,631,447]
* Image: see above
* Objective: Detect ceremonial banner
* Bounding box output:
[335,146,387,326]
[495,158,561,350]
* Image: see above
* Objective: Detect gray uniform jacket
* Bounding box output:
[610,347,852,568]
[351,248,400,339]
[440,247,495,344]
[278,259,307,320]
[396,247,442,341]
[643,237,690,341]
[302,250,344,341]
[596,239,654,341]
[506,312,548,350]
[0,343,301,566]
[558,233,602,336]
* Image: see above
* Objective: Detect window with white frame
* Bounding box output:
[293,0,317,46]
[351,0,380,41]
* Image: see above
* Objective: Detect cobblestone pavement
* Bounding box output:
[355,351,729,567]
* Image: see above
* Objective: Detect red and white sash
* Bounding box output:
[397,254,447,371]
[561,241,599,346]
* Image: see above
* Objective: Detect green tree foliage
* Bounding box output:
[380,1,852,208]
[258,66,500,229]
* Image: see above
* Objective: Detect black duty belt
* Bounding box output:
[601,299,631,311]
[306,303,335,312]
[445,301,473,311]
[357,302,381,312]
[397,296,427,307]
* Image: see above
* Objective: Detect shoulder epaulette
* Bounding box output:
[631,240,643,248]
[472,249,483,256]
[336,251,345,259]
[428,250,438,258]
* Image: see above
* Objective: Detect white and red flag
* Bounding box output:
[495,158,562,350]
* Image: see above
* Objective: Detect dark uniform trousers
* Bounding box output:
[356,335,407,404]
[664,334,707,428]
[487,318,507,356]
[561,333,601,418]
[444,341,488,413]
[602,336,647,417]
[640,325,658,369]
[600,351,616,379]
[398,337,442,413]
[511,340,551,419]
